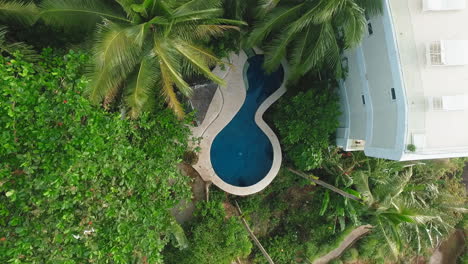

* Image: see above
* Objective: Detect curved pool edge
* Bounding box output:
[192,50,288,196]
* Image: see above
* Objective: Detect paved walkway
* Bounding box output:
[191,51,287,196]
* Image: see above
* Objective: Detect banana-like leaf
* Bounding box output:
[40,0,130,30]
[319,190,330,216]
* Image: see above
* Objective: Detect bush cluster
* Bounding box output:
[0,50,192,263]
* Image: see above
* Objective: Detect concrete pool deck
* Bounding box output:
[191,50,287,196]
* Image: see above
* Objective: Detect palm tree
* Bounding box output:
[246,0,383,80]
[1,0,243,118]
[291,151,466,260]
[353,165,465,260]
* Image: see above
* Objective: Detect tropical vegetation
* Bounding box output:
[0,0,466,263]
[247,0,383,79]
[0,50,192,263]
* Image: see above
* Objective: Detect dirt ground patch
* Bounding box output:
[171,163,207,224]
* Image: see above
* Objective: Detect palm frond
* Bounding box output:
[378,217,401,259]
[125,55,159,119]
[86,63,125,104]
[40,0,130,30]
[175,42,225,86]
[154,40,192,97]
[193,24,240,40]
[202,18,247,27]
[246,4,303,47]
[263,27,297,73]
[356,0,384,16]
[93,22,141,73]
[159,61,185,119]
[309,0,347,24]
[173,8,224,23]
[124,22,150,48]
[0,0,38,25]
[87,22,142,103]
[289,26,313,70]
[258,0,281,15]
[0,26,38,61]
[296,22,339,77]
[174,0,222,15]
[115,0,141,22]
[334,1,366,49]
[353,171,374,206]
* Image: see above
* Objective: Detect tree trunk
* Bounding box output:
[287,168,363,203]
[312,225,373,264]
[205,181,211,202]
[234,201,275,264]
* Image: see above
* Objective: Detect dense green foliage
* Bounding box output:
[0,1,466,264]
[164,192,252,263]
[235,169,356,263]
[272,85,341,171]
[233,152,467,263]
[337,158,468,262]
[0,50,192,263]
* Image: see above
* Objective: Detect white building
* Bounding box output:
[337,0,468,161]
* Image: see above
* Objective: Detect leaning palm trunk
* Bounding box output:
[287,167,363,202]
[234,201,275,264]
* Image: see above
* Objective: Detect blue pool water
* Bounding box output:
[210,55,284,187]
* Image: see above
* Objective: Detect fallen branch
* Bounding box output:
[312,225,373,264]
[205,181,211,202]
[287,168,363,202]
[234,201,275,264]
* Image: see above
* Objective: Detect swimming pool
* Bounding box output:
[210,55,285,187]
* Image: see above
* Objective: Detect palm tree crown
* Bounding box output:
[1,0,243,118]
[247,0,383,80]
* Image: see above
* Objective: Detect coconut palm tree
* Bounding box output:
[246,0,383,80]
[0,0,244,118]
[353,164,465,260]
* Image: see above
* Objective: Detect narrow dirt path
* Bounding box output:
[429,229,465,264]
[312,225,373,264]
[171,163,206,224]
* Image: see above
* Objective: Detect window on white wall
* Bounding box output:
[365,12,373,36]
[391,88,396,100]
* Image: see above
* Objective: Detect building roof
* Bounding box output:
[389,0,468,159]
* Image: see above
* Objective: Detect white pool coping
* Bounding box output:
[191,50,288,196]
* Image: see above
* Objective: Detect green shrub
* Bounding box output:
[0,49,192,263]
[164,200,252,264]
[259,234,300,264]
[341,247,359,262]
[407,144,416,152]
[272,87,340,171]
